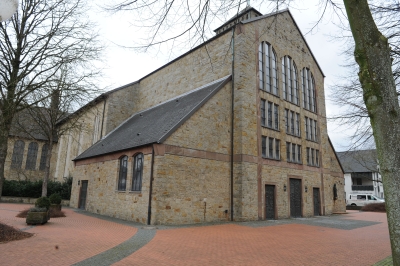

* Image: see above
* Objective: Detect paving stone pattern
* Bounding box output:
[0,204,392,266]
[240,215,381,230]
[73,229,156,266]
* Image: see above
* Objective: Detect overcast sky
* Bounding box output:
[90,1,355,151]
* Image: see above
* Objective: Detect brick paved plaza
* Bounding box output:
[0,203,391,265]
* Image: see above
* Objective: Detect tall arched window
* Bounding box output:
[282,56,299,105]
[302,68,317,112]
[25,142,38,170]
[118,156,128,191]
[39,144,49,171]
[131,153,143,191]
[11,140,25,169]
[259,42,278,95]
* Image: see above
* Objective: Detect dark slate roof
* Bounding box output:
[337,150,378,173]
[9,108,53,141]
[74,75,232,161]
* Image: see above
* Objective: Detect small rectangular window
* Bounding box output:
[274,104,279,130]
[314,120,318,141]
[261,99,266,127]
[311,148,315,165]
[291,143,296,162]
[306,147,310,165]
[305,117,309,139]
[267,102,273,128]
[297,145,302,163]
[262,136,266,157]
[290,111,294,135]
[285,109,289,133]
[282,59,286,100]
[275,139,280,160]
[269,138,274,158]
[286,142,291,162]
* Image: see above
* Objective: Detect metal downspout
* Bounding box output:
[230,26,235,221]
[147,144,155,225]
[100,98,106,138]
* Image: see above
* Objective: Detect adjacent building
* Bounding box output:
[337,150,384,199]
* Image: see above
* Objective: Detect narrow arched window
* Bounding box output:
[25,142,38,170]
[282,56,299,105]
[302,68,317,112]
[118,156,128,191]
[11,140,25,169]
[131,153,143,191]
[259,42,278,95]
[39,144,49,171]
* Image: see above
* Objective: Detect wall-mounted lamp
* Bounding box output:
[78,180,80,185]
[283,184,287,192]
[305,186,308,193]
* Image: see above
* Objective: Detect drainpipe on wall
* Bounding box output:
[100,98,107,139]
[230,25,235,222]
[147,144,155,225]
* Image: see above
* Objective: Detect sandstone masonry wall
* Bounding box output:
[135,33,233,113]
[5,137,58,181]
[70,149,152,223]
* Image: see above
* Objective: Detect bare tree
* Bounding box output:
[330,0,400,150]
[0,0,103,199]
[14,65,101,196]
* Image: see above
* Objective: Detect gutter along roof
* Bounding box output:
[74,75,232,161]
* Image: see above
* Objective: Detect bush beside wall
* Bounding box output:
[2,177,72,200]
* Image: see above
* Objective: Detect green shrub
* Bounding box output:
[49,193,62,204]
[2,178,73,200]
[35,197,51,210]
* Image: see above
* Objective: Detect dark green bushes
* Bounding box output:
[2,177,72,200]
[35,197,51,210]
[49,193,62,204]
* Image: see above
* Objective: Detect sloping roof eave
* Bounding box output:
[74,75,232,161]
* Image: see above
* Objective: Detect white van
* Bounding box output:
[347,193,385,206]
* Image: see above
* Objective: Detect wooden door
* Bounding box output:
[290,179,302,218]
[265,185,275,220]
[313,188,320,216]
[79,181,88,210]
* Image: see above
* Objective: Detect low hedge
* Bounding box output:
[2,177,72,200]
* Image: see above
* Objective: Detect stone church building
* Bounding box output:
[6,7,345,225]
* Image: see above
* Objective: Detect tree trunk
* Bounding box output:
[41,137,54,197]
[343,1,400,264]
[0,136,9,200]
[0,110,16,200]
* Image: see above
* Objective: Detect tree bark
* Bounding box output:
[0,133,9,200]
[0,103,17,200]
[343,1,400,264]
[41,140,53,197]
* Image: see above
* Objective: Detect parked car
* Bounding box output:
[346,193,385,206]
